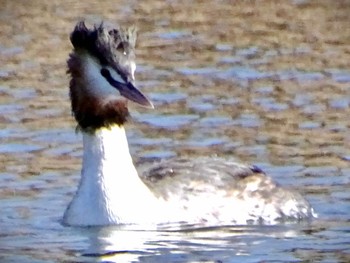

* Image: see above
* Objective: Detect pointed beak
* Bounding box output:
[101,68,154,108]
[119,81,154,108]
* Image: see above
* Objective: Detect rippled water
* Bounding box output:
[1,0,350,262]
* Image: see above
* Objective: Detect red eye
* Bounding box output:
[116,43,124,52]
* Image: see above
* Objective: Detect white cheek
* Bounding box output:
[107,66,127,84]
[84,56,123,98]
[130,62,136,81]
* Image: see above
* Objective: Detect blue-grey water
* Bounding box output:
[0,1,350,262]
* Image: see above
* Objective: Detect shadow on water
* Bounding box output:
[60,222,329,262]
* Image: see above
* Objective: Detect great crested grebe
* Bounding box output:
[63,21,315,226]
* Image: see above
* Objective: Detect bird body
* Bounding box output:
[63,21,315,227]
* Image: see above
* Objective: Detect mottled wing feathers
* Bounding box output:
[141,157,268,198]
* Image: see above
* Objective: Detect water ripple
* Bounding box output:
[0,143,43,153]
[150,92,187,104]
[135,114,200,129]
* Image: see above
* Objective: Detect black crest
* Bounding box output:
[70,21,137,71]
[67,21,139,131]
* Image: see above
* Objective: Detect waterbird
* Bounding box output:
[63,21,315,227]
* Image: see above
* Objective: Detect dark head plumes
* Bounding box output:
[67,21,150,132]
[70,21,137,81]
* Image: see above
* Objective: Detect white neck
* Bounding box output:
[63,125,160,226]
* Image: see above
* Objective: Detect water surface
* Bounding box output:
[0,0,349,262]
